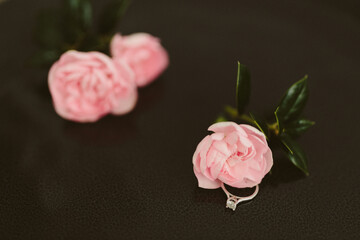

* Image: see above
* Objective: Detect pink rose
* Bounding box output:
[110,33,169,87]
[48,50,137,122]
[193,122,273,189]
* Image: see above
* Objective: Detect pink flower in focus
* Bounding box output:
[48,50,137,122]
[193,122,273,189]
[110,33,169,87]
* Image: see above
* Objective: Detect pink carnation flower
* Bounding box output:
[193,122,273,189]
[111,33,169,87]
[48,50,137,122]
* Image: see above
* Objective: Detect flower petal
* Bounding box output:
[194,167,221,189]
[240,124,267,144]
[208,122,247,136]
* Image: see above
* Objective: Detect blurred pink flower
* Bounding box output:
[111,33,169,87]
[193,122,273,189]
[48,50,137,122]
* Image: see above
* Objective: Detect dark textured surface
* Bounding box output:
[1,0,360,239]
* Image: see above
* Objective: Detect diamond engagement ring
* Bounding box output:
[221,183,259,211]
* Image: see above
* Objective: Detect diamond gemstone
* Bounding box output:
[226,199,236,211]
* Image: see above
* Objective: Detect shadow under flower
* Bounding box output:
[63,78,166,146]
[262,152,306,187]
[192,151,306,207]
[63,114,138,146]
[29,55,167,146]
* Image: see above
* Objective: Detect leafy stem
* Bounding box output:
[224,106,279,136]
[268,122,279,135]
[217,63,313,176]
[33,0,132,67]
[224,106,253,124]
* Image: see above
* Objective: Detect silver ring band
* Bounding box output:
[221,183,259,211]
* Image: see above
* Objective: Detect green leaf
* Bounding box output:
[276,75,309,123]
[214,114,227,123]
[65,0,92,29]
[67,0,80,10]
[249,113,269,140]
[274,106,282,134]
[31,49,62,67]
[62,0,93,45]
[81,0,92,29]
[34,10,64,49]
[224,105,238,118]
[98,0,132,35]
[285,119,315,137]
[236,62,251,115]
[280,134,309,175]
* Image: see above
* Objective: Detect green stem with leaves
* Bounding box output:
[224,106,280,136]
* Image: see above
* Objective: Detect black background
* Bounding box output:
[1,0,359,239]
